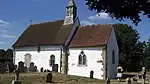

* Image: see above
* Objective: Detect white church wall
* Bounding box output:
[68,47,104,79]
[107,27,119,78]
[14,45,62,72]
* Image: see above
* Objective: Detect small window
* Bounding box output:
[49,55,55,67]
[112,50,115,64]
[78,51,87,66]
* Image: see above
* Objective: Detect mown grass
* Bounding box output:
[1,72,150,84]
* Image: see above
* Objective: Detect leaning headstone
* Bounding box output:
[105,78,110,84]
[18,61,24,73]
[40,67,44,72]
[11,69,21,84]
[46,72,53,83]
[126,78,131,84]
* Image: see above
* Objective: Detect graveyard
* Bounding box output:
[0,70,150,84]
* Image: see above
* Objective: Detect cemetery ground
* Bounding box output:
[1,72,150,84]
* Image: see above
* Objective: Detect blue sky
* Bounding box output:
[0,0,150,49]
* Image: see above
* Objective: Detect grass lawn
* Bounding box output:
[1,72,148,84]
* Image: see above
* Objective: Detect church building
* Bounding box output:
[12,0,119,79]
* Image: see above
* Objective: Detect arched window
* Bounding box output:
[49,55,55,67]
[24,53,32,68]
[78,54,82,65]
[78,51,87,66]
[112,50,115,64]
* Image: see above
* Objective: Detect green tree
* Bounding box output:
[115,24,144,71]
[0,49,5,62]
[5,49,13,62]
[85,0,150,25]
[143,38,150,69]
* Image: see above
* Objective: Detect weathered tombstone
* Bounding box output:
[52,64,58,72]
[40,67,44,72]
[126,77,131,84]
[90,70,94,78]
[0,62,4,74]
[24,67,27,73]
[29,62,34,72]
[33,66,37,72]
[18,61,24,73]
[11,69,21,84]
[142,79,145,84]
[14,65,17,70]
[44,69,47,72]
[142,67,146,79]
[47,69,50,72]
[9,62,15,73]
[105,78,110,84]
[46,72,53,83]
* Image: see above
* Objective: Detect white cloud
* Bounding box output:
[0,20,9,25]
[0,29,8,33]
[0,41,4,44]
[80,20,95,26]
[2,34,16,38]
[88,13,111,21]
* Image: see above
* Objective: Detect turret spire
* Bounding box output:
[63,0,77,25]
[66,0,77,8]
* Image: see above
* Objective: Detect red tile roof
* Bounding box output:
[12,20,73,47]
[69,24,113,47]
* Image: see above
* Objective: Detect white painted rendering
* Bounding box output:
[107,27,119,79]
[14,46,62,72]
[68,47,104,79]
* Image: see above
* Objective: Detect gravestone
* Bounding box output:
[52,64,58,72]
[33,66,37,72]
[44,69,47,72]
[9,62,15,73]
[40,67,44,72]
[90,70,94,78]
[105,78,110,84]
[18,61,24,73]
[46,72,53,83]
[126,78,131,84]
[24,67,27,72]
[0,62,4,74]
[11,69,21,84]
[14,65,17,70]
[142,67,146,80]
[47,69,50,72]
[29,62,34,72]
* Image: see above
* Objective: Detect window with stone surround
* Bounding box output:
[78,51,87,66]
[49,55,55,67]
[112,50,115,64]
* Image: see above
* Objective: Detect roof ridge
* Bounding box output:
[30,19,64,26]
[80,24,114,28]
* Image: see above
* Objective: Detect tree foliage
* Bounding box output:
[115,24,145,71]
[85,0,150,25]
[5,49,13,62]
[143,38,150,68]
